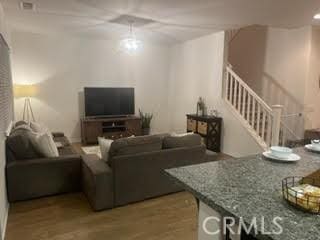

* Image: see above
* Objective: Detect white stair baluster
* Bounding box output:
[261,110,266,141]
[257,104,261,136]
[230,74,234,104]
[251,98,256,128]
[246,94,251,123]
[224,65,282,150]
[237,84,242,112]
[240,87,247,118]
[233,78,237,107]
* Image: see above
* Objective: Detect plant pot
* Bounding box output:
[142,128,150,135]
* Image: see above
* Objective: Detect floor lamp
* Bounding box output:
[23,97,35,122]
[14,84,37,122]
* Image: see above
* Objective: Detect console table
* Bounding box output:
[186,114,222,152]
[81,116,142,145]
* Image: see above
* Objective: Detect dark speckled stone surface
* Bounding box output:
[166,148,320,240]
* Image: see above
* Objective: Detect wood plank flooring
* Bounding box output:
[5,192,198,240]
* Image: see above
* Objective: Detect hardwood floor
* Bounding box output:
[5,192,198,240]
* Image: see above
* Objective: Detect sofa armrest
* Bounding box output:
[6,154,80,167]
[6,154,81,202]
[82,154,114,211]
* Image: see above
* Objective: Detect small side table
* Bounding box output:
[186,114,222,152]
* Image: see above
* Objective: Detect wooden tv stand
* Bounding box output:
[81,116,142,145]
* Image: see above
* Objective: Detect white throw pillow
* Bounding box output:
[171,132,194,137]
[98,137,113,162]
[30,122,50,134]
[30,132,59,157]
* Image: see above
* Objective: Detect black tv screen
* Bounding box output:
[84,87,135,117]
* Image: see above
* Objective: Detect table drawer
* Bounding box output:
[187,118,197,132]
[197,121,207,135]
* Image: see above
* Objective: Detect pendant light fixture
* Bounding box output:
[119,20,142,55]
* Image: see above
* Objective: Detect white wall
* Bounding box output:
[229,25,311,136]
[0,3,10,239]
[169,32,262,157]
[305,27,320,129]
[229,26,310,106]
[11,28,263,156]
[0,3,9,45]
[11,31,171,142]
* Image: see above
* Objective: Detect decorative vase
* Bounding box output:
[142,128,150,135]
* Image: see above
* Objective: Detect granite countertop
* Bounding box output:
[165,148,320,240]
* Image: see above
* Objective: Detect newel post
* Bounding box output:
[271,105,283,146]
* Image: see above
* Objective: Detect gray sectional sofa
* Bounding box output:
[6,124,213,211]
[6,125,81,202]
[82,133,211,211]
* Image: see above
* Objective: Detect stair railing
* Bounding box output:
[225,65,283,149]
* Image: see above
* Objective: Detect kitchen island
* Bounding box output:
[166,148,320,240]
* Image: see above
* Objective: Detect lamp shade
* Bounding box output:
[14,84,37,98]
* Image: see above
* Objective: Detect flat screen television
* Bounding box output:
[84,87,135,117]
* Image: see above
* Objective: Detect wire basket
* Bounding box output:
[282,176,320,214]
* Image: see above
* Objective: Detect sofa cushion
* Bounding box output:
[14,120,28,128]
[30,132,59,157]
[30,122,50,134]
[6,125,43,160]
[98,137,113,163]
[163,133,202,149]
[109,135,163,163]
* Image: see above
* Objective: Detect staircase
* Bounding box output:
[224,65,301,150]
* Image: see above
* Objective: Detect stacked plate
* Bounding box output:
[305,139,320,153]
[263,146,301,162]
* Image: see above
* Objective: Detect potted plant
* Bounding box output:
[139,109,153,135]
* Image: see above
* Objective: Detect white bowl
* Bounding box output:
[270,146,293,158]
[311,139,320,148]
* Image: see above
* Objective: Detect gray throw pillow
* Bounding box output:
[29,131,59,157]
[6,125,43,160]
[14,120,28,128]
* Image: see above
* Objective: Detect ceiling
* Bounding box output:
[1,0,320,44]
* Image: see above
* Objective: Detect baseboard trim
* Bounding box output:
[2,203,9,240]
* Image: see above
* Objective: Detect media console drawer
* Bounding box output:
[81,117,142,145]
